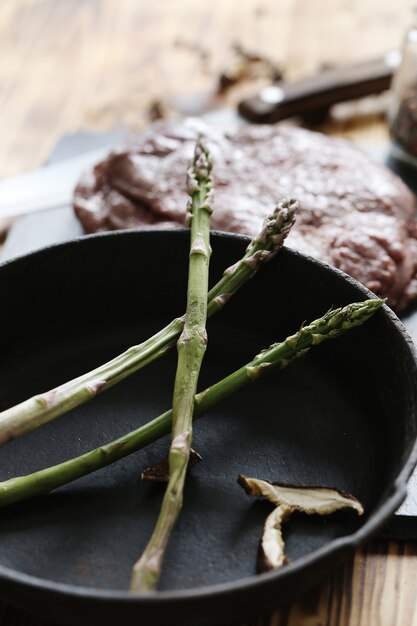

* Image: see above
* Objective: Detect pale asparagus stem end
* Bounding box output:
[0,379,108,445]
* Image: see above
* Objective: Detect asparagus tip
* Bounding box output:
[329,298,385,330]
[248,198,297,260]
[187,137,213,191]
[186,137,213,223]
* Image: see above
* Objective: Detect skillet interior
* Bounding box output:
[0,230,415,624]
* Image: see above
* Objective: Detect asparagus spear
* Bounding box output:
[0,299,383,510]
[0,199,296,446]
[130,137,213,592]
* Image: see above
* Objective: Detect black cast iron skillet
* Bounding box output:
[0,229,416,626]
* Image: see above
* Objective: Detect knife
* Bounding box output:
[0,146,110,220]
[238,52,401,124]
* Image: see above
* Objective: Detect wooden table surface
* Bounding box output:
[1,1,417,625]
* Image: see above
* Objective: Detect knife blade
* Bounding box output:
[0,146,110,220]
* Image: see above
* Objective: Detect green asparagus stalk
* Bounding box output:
[130,138,212,592]
[0,299,383,511]
[0,199,296,446]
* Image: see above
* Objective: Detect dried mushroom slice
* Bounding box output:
[141,448,203,482]
[237,475,364,573]
[260,506,290,570]
[237,476,364,515]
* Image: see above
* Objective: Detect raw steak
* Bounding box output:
[73,118,417,310]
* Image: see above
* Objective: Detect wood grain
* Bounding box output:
[1,1,417,625]
[0,0,414,180]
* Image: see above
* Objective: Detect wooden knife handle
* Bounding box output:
[238,55,399,124]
